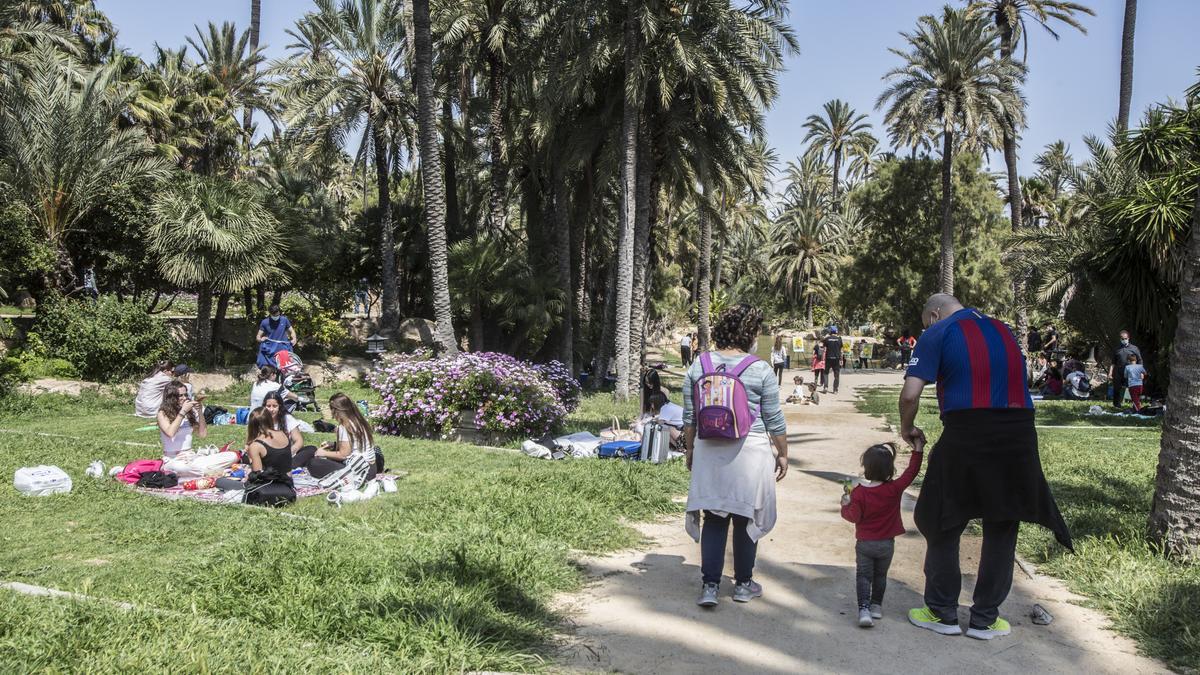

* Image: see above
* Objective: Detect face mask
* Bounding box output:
[1121,339,1129,346]
[270,313,280,320]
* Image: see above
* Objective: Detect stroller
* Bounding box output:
[275,350,320,413]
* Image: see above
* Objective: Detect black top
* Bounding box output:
[1027,330,1043,353]
[1042,328,1058,350]
[1113,343,1143,377]
[252,437,293,475]
[822,335,844,359]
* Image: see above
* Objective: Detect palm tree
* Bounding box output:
[967,0,1092,345]
[878,7,1024,294]
[187,21,267,168]
[802,99,874,210]
[612,0,640,402]
[149,175,286,362]
[277,0,408,330]
[0,58,168,291]
[845,136,886,184]
[244,0,262,141]
[1117,0,1136,131]
[411,0,457,354]
[1034,139,1072,199]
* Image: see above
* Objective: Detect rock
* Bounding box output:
[396,317,438,347]
[15,290,36,310]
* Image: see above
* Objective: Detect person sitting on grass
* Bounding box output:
[840,441,924,628]
[241,407,296,507]
[135,361,174,418]
[249,364,307,412]
[1124,354,1147,413]
[1043,360,1064,398]
[292,393,383,479]
[633,392,684,447]
[158,380,206,468]
[263,390,313,456]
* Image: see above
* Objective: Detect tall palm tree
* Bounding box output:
[411,0,457,354]
[0,58,168,291]
[187,21,267,168]
[277,0,408,329]
[149,175,286,361]
[1117,0,1136,131]
[802,99,874,210]
[244,0,262,141]
[612,0,640,402]
[967,0,1092,345]
[878,7,1024,294]
[767,207,844,326]
[1034,139,1072,199]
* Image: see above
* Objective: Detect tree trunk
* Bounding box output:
[470,300,485,351]
[628,124,653,391]
[271,288,282,309]
[713,236,724,291]
[255,286,266,316]
[552,167,574,371]
[1148,191,1200,555]
[998,26,1028,350]
[697,192,712,351]
[572,161,591,338]
[242,0,261,147]
[1117,0,1137,132]
[831,149,842,212]
[443,97,462,239]
[486,53,507,231]
[613,4,639,402]
[412,0,458,355]
[594,259,618,390]
[372,123,401,329]
[212,292,231,362]
[939,129,955,295]
[194,284,214,365]
[806,294,813,328]
[242,288,253,319]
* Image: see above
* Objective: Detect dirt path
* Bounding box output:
[556,370,1165,674]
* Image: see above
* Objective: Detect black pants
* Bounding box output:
[700,511,757,585]
[681,346,692,366]
[921,519,1020,628]
[900,348,912,368]
[858,357,868,369]
[855,539,895,608]
[293,446,383,480]
[1112,377,1126,406]
[825,362,841,393]
[773,362,784,385]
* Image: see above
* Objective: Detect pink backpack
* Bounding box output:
[116,459,163,485]
[694,353,759,440]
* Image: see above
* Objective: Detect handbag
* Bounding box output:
[600,417,639,442]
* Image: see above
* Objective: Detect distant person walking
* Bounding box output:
[822,327,844,394]
[680,332,694,366]
[82,265,98,302]
[1124,354,1147,412]
[1041,323,1059,359]
[683,304,788,608]
[770,336,788,385]
[1109,330,1142,408]
[353,278,370,315]
[901,294,1072,641]
[899,329,916,368]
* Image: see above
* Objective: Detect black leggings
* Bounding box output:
[773,362,784,385]
[292,446,383,480]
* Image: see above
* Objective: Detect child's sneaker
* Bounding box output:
[870,603,883,620]
[907,607,962,635]
[858,607,874,628]
[965,617,1012,640]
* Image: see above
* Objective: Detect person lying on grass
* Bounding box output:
[292,393,383,479]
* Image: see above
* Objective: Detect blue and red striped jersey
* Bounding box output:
[905,308,1033,413]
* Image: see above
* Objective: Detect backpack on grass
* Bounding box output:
[694,353,759,440]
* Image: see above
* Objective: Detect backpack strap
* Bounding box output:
[728,355,759,377]
[698,351,716,375]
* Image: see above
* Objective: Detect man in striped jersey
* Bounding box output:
[899,294,1072,641]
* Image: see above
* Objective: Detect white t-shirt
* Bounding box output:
[337,425,373,462]
[680,335,692,348]
[250,380,282,411]
[659,401,685,428]
[135,373,173,418]
[771,348,787,365]
[160,418,193,459]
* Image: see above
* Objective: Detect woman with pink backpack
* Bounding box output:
[683,304,789,608]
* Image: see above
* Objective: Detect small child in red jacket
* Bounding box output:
[840,440,924,628]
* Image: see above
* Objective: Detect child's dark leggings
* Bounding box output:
[701,511,757,585]
[855,539,894,608]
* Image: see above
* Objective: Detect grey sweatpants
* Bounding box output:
[855,539,895,609]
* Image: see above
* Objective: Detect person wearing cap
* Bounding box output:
[821,326,844,394]
[173,364,195,399]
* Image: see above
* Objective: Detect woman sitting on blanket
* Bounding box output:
[292,393,383,479]
[263,390,314,455]
[241,407,296,506]
[157,381,238,477]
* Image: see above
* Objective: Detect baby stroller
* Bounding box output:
[275,350,320,413]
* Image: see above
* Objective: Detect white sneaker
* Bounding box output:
[870,603,883,619]
[697,583,720,607]
[858,607,874,628]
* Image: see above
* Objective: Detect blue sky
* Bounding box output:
[99,0,1200,178]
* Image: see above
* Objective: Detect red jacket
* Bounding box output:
[840,450,923,541]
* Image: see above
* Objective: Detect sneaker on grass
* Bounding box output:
[966,617,1012,640]
[732,580,762,603]
[697,583,720,608]
[908,607,962,635]
[858,607,874,628]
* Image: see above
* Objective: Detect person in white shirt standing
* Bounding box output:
[680,332,694,366]
[771,335,788,385]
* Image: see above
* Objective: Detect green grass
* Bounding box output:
[856,387,1200,671]
[0,385,688,673]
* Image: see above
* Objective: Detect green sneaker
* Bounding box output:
[907,607,962,635]
[966,617,1012,640]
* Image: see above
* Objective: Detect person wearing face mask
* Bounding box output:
[899,294,1071,641]
[256,304,298,368]
[1108,330,1142,408]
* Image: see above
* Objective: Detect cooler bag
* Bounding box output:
[597,440,641,459]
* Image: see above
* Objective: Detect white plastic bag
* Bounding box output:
[521,440,552,459]
[14,465,73,496]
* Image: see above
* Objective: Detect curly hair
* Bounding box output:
[712,303,764,352]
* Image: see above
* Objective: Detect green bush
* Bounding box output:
[28,295,176,382]
[281,297,348,354]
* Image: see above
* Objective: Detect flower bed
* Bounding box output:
[368,351,578,440]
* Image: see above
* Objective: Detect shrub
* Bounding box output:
[29,295,176,382]
[281,297,348,354]
[534,360,582,413]
[368,352,572,439]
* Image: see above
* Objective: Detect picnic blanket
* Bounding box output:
[132,472,407,504]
